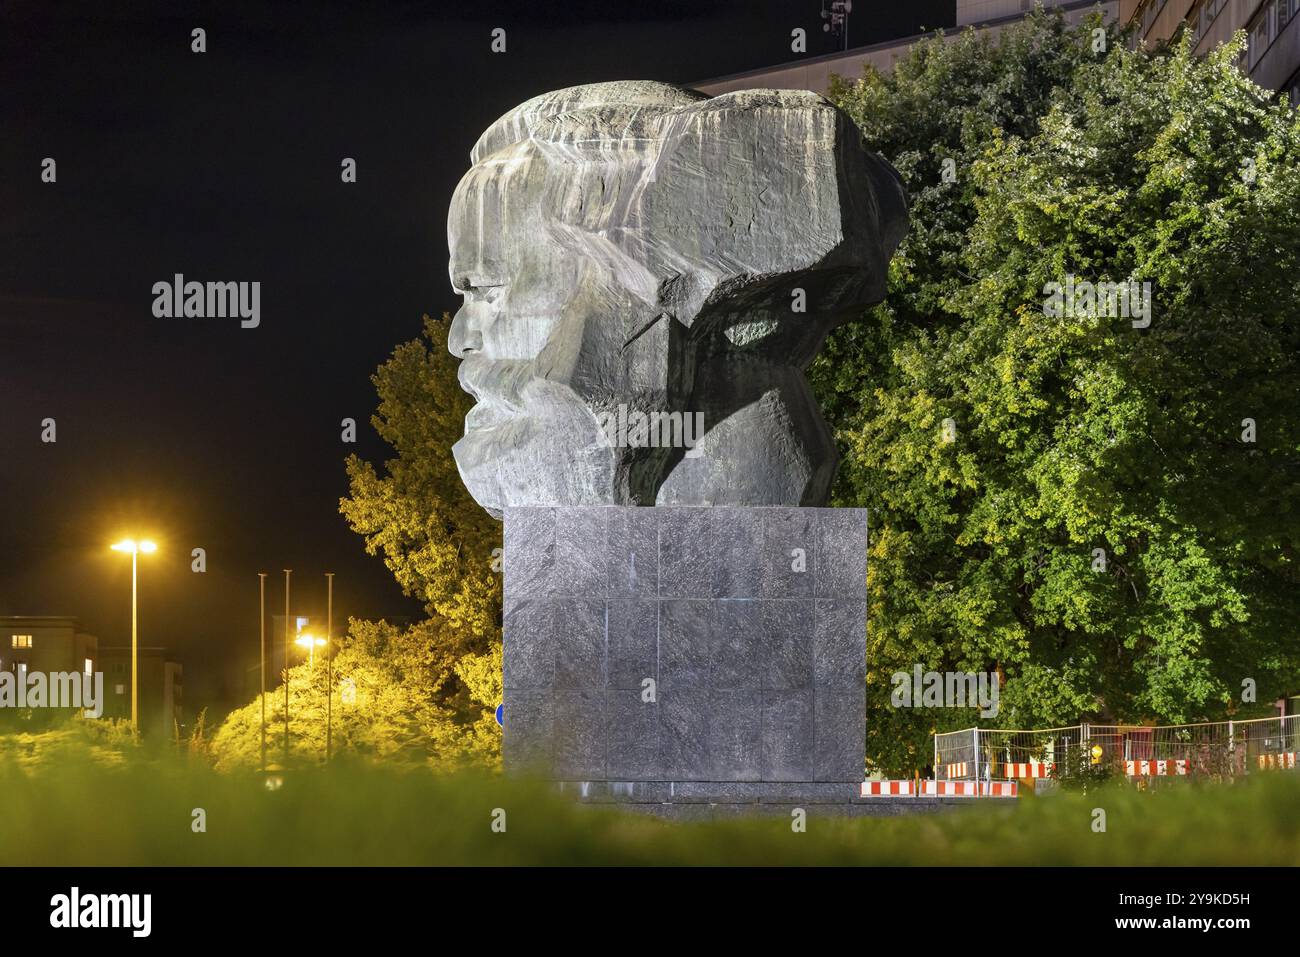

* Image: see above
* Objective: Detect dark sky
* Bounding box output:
[0,0,952,715]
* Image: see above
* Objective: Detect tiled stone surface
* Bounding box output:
[502,506,867,783]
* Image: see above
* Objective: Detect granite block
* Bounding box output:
[553,506,608,598]
[552,599,606,689]
[658,599,712,690]
[608,508,658,598]
[711,506,763,598]
[762,507,816,598]
[605,691,660,780]
[553,690,606,779]
[503,690,553,772]
[816,509,868,598]
[658,508,713,598]
[502,598,554,690]
[711,599,763,690]
[502,506,868,789]
[709,689,763,780]
[814,599,867,690]
[606,599,657,690]
[503,507,555,599]
[659,688,712,778]
[761,688,815,780]
[815,692,866,780]
[762,599,814,690]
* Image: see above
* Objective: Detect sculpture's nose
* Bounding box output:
[448,304,481,357]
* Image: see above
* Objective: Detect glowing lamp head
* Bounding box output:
[111,539,157,555]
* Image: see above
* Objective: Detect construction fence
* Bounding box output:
[934,715,1300,782]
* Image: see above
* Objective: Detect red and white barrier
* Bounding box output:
[944,762,968,778]
[921,780,1018,798]
[1125,759,1187,776]
[1000,762,1053,779]
[982,781,1018,797]
[860,780,1019,798]
[861,780,917,796]
[923,780,977,797]
[1257,752,1298,770]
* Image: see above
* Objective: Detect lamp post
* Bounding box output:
[258,572,267,773]
[110,538,156,732]
[283,569,291,768]
[326,572,334,763]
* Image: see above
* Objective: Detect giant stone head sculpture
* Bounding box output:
[448,80,907,517]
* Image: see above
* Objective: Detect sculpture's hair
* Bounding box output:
[461,80,907,348]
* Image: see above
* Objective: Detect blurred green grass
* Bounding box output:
[3,734,1299,865]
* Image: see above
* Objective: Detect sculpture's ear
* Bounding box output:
[638,90,907,333]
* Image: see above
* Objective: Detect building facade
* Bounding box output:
[693,0,1299,100]
[99,646,183,739]
[0,616,97,686]
[1126,0,1300,101]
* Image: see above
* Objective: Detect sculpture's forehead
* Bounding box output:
[448,144,541,279]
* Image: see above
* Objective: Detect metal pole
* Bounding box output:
[326,572,334,763]
[972,727,979,784]
[283,569,291,768]
[933,734,939,782]
[131,549,139,731]
[259,572,267,773]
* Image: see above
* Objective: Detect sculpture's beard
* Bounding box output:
[453,372,837,517]
[452,378,617,519]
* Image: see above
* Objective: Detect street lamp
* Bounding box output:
[294,633,326,667]
[110,538,157,731]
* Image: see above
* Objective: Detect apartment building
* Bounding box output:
[0,616,97,685]
[1127,0,1300,100]
[99,646,184,739]
[693,0,1299,99]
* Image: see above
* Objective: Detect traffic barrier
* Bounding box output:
[861,780,916,796]
[944,762,968,778]
[981,781,1018,797]
[1000,762,1053,778]
[920,780,1018,798]
[1124,759,1187,776]
[1257,752,1298,770]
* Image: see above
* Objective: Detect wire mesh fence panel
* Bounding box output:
[935,727,1082,780]
[938,716,1300,782]
[934,728,978,780]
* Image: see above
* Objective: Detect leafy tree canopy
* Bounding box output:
[813,11,1300,773]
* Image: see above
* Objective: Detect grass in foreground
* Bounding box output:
[2,738,1299,865]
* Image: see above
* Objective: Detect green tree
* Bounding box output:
[210,619,499,771]
[214,315,502,767]
[813,12,1300,774]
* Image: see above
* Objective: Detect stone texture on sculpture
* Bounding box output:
[447,81,907,516]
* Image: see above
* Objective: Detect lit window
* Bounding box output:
[11,635,32,649]
[115,684,125,695]
[84,658,93,675]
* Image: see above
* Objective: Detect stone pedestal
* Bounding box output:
[501,506,867,802]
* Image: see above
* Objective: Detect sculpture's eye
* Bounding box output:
[724,318,780,347]
[472,285,504,305]
[453,276,503,301]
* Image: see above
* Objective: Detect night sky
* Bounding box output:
[1,0,952,715]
